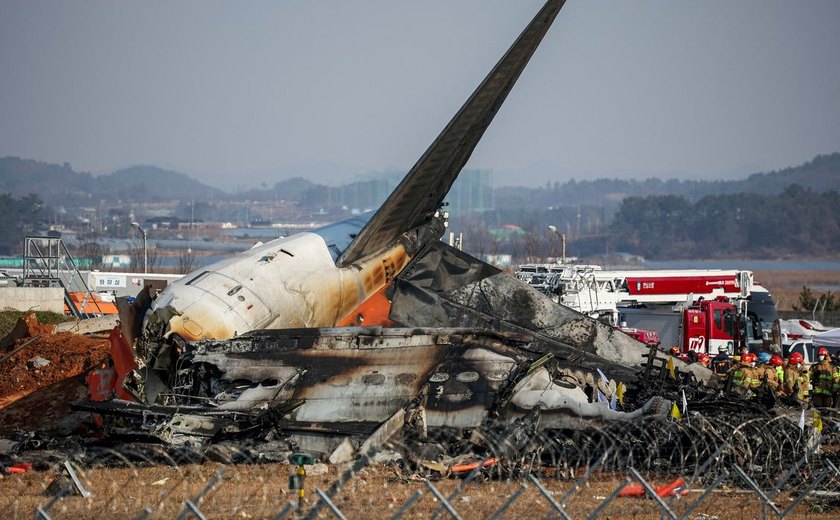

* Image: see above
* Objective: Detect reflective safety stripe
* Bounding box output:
[797,373,810,401]
[732,369,745,385]
[775,366,784,383]
[814,367,834,395]
[743,376,761,388]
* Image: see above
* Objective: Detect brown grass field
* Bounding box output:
[753,270,840,310]
[1,463,837,519]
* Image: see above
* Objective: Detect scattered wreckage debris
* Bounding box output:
[68,0,713,474]
[0,312,109,410]
[0,0,837,502]
[0,323,832,491]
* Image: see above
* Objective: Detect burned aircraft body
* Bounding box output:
[387,241,713,384]
[98,327,670,453]
[126,0,578,402]
[103,0,713,449]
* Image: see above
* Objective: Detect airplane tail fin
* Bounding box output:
[337,0,565,267]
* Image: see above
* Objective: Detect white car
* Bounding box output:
[784,339,840,365]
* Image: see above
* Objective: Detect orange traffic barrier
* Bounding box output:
[618,477,686,498]
[617,483,645,498]
[655,477,686,497]
[7,462,32,474]
[451,457,499,474]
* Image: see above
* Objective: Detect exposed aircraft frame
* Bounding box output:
[91,0,718,456]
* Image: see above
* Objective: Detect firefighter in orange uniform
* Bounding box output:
[756,352,780,392]
[811,347,835,408]
[833,354,840,408]
[740,353,762,390]
[783,352,808,402]
[769,354,785,391]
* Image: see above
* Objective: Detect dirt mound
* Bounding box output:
[0,376,89,435]
[0,313,57,352]
[0,314,109,405]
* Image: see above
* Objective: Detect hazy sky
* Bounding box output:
[1,0,839,189]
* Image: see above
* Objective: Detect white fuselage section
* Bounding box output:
[148,231,410,342]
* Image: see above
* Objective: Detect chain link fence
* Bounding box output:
[3,410,839,519]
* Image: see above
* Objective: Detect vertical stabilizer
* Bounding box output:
[337,0,565,267]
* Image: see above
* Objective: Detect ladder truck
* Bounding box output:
[515,265,775,355]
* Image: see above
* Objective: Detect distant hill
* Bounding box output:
[735,153,840,194]
[493,153,840,210]
[100,165,224,202]
[231,177,319,202]
[3,151,839,211]
[0,157,96,206]
[0,158,223,205]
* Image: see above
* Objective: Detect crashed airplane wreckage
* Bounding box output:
[76,0,721,458]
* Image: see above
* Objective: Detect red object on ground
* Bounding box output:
[617,483,645,498]
[655,477,686,497]
[8,462,33,474]
[450,457,499,474]
[618,477,686,499]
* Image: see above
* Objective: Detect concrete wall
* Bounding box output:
[0,287,65,314]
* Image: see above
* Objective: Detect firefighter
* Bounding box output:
[757,352,780,392]
[810,347,835,408]
[741,353,762,390]
[729,353,748,386]
[769,354,784,387]
[833,354,840,408]
[712,351,731,376]
[783,352,809,402]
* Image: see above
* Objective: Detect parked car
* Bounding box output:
[783,339,840,365]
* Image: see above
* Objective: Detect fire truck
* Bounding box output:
[514,265,775,355]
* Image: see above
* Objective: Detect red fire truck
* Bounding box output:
[514,265,771,355]
[619,297,749,356]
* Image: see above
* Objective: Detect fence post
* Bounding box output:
[423,479,462,520]
[586,476,631,520]
[732,464,779,520]
[489,484,528,520]
[526,473,572,520]
[627,468,677,520]
[314,488,347,520]
[388,490,423,520]
[174,469,224,520]
[430,456,494,520]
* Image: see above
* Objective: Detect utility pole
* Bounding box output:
[131,221,147,274]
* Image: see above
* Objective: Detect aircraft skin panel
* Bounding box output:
[337,0,566,268]
[149,231,414,342]
[132,0,566,407]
